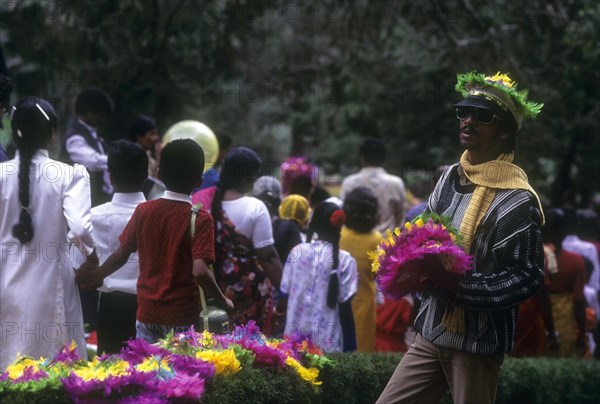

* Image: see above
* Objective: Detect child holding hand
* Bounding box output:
[77,139,232,343]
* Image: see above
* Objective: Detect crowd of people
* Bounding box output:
[1,70,600,403]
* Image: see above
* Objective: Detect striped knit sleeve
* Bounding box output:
[426,163,456,213]
[454,191,545,311]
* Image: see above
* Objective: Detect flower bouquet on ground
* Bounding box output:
[369,213,472,299]
[0,322,334,402]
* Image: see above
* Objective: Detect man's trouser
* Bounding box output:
[376,333,504,404]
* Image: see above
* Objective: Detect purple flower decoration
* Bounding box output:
[51,342,82,365]
[9,366,48,383]
[157,373,205,399]
[120,339,171,365]
[249,343,288,368]
[61,369,156,401]
[281,157,317,194]
[169,354,215,379]
[232,320,262,342]
[285,331,315,346]
[173,327,204,348]
[216,320,265,350]
[2,319,337,402]
[376,218,472,299]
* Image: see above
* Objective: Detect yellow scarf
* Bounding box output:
[441,150,545,333]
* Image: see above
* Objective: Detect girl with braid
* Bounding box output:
[211,147,282,336]
[0,98,96,369]
[281,201,358,352]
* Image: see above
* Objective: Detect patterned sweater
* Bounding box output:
[415,164,545,355]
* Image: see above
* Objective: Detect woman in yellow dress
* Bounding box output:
[340,187,382,352]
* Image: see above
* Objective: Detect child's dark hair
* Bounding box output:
[128,115,157,141]
[576,209,599,240]
[159,139,205,194]
[359,137,386,166]
[343,186,379,233]
[107,139,148,192]
[211,147,261,231]
[310,184,331,207]
[10,97,58,243]
[542,208,566,254]
[256,192,280,216]
[288,174,313,198]
[75,87,114,116]
[216,131,233,151]
[562,205,577,236]
[306,201,346,309]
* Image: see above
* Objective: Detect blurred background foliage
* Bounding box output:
[0,0,598,207]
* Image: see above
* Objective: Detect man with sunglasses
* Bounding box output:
[378,71,546,404]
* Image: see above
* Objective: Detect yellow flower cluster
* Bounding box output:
[486,72,515,88]
[5,357,42,380]
[196,349,241,376]
[285,357,322,386]
[369,219,428,274]
[199,330,216,349]
[368,248,384,273]
[266,339,288,355]
[73,358,130,382]
[405,217,424,231]
[136,356,171,373]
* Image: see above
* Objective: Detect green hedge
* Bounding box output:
[2,354,599,403]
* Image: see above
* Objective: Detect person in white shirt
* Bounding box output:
[60,87,115,207]
[562,207,600,357]
[90,140,147,354]
[340,138,406,233]
[562,207,600,316]
[0,97,96,369]
[59,87,114,337]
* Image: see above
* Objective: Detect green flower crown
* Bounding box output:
[455,71,543,119]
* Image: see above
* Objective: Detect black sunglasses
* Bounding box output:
[455,106,503,125]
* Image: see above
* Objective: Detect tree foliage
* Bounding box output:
[1,0,598,206]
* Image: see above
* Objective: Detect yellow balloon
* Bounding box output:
[163,120,219,171]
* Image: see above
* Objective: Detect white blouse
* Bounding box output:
[222,196,275,249]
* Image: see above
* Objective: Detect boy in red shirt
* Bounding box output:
[77,139,233,343]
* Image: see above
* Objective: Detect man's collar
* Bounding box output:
[15,149,49,159]
[360,166,385,173]
[162,190,192,204]
[457,165,472,186]
[111,192,146,204]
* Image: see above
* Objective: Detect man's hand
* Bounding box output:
[75,251,102,290]
[422,254,460,295]
[222,298,234,314]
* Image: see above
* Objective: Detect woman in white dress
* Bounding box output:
[0,97,96,370]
